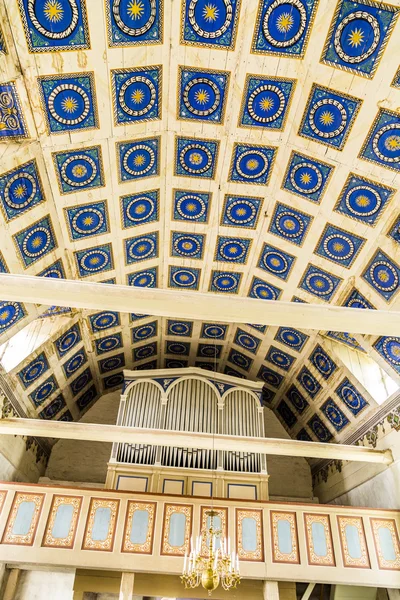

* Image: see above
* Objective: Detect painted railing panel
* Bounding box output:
[0,482,399,588]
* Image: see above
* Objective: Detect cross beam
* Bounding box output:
[1,273,399,335]
[0,419,393,464]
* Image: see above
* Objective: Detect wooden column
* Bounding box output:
[3,569,20,600]
[119,572,135,600]
[263,581,280,600]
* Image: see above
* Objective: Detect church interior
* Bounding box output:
[0,0,399,598]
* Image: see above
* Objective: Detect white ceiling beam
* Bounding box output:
[1,273,399,336]
[0,418,393,465]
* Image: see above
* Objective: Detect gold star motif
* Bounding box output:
[377,268,390,283]
[283,218,296,231]
[314,278,325,289]
[0,309,10,321]
[89,256,101,265]
[384,135,400,151]
[180,274,190,282]
[227,245,239,254]
[300,172,312,185]
[203,3,219,22]
[138,277,147,285]
[348,27,364,48]
[355,194,370,207]
[61,96,78,114]
[332,242,345,253]
[13,183,27,199]
[137,243,148,253]
[131,88,145,104]
[133,154,146,166]
[194,89,210,105]
[83,216,94,226]
[270,258,280,267]
[182,242,194,250]
[235,208,247,216]
[31,235,43,249]
[221,278,231,286]
[246,159,259,171]
[100,317,109,325]
[134,203,146,214]
[259,96,274,112]
[186,202,197,212]
[276,12,294,33]
[189,152,203,165]
[72,165,87,178]
[319,110,334,126]
[127,0,144,19]
[260,290,268,297]
[43,0,64,23]
[392,345,400,357]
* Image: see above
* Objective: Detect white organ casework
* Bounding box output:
[106,368,269,500]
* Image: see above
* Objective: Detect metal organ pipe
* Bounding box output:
[223,390,261,473]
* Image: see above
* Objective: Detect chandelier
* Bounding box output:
[181,510,241,596]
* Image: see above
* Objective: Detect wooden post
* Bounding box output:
[119,572,135,600]
[3,569,20,600]
[263,581,280,600]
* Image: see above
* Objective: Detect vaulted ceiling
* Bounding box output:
[0,0,399,445]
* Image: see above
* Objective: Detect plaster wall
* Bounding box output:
[45,391,120,484]
[0,433,45,483]
[264,408,313,500]
[14,570,75,600]
[314,428,400,509]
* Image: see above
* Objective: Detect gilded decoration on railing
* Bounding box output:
[200,506,228,557]
[2,492,44,546]
[236,508,264,562]
[304,513,335,567]
[122,500,157,554]
[161,503,193,556]
[82,497,120,552]
[337,516,370,569]
[42,495,82,549]
[271,510,300,564]
[370,518,400,571]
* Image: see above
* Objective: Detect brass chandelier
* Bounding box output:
[181,510,241,596]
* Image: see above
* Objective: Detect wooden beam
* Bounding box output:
[0,419,393,465]
[1,274,399,335]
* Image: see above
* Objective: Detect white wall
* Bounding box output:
[14,570,75,600]
[264,408,313,500]
[45,391,120,484]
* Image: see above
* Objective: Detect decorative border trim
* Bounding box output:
[236,507,264,562]
[104,0,164,47]
[370,517,400,570]
[82,497,120,552]
[161,502,193,556]
[337,515,370,569]
[1,491,44,546]
[270,510,300,564]
[176,65,231,125]
[281,149,334,203]
[42,494,82,549]
[121,500,157,554]
[304,512,335,566]
[179,0,242,51]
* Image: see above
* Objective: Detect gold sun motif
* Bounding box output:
[348,27,364,48]
[203,3,219,22]
[246,159,259,170]
[332,242,345,253]
[134,204,146,214]
[185,202,197,212]
[259,96,274,112]
[179,274,190,282]
[31,236,43,249]
[235,208,247,216]
[276,12,294,33]
[13,183,27,199]
[89,256,101,265]
[137,244,148,253]
[189,152,203,165]
[182,242,194,250]
[220,278,231,286]
[355,194,370,207]
[392,345,400,357]
[61,96,78,114]
[134,154,146,166]
[83,216,94,226]
[227,246,239,254]
[138,277,147,285]
[194,89,210,105]
[44,0,64,23]
[0,309,10,321]
[384,135,400,151]
[127,0,145,19]
[131,88,145,104]
[283,218,296,230]
[72,165,87,178]
[270,257,280,267]
[300,172,312,185]
[314,278,325,288]
[377,269,390,283]
[319,110,334,126]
